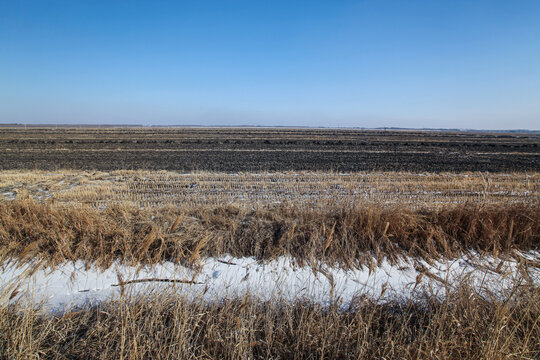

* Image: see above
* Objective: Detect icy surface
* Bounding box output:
[1,253,538,312]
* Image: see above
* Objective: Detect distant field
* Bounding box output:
[1,127,539,172]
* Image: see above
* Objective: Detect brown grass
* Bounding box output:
[1,170,538,358]
[1,285,538,360]
[0,198,538,268]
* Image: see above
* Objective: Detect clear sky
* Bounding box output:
[1,1,539,129]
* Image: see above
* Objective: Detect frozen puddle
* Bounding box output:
[1,253,538,312]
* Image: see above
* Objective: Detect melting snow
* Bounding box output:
[1,253,538,313]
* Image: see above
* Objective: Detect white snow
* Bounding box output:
[0,192,16,200]
[1,253,538,313]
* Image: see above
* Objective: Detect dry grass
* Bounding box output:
[1,170,539,358]
[0,198,538,268]
[1,285,538,360]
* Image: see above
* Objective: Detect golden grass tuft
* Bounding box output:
[0,285,538,359]
[0,198,538,268]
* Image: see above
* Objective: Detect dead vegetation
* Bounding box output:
[1,170,538,209]
[0,198,538,268]
[1,169,539,359]
[1,285,538,360]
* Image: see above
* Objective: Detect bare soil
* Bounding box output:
[1,127,538,172]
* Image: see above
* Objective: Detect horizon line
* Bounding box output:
[0,123,539,133]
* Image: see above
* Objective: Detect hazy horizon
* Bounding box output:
[1,1,539,130]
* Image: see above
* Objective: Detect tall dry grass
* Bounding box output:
[1,285,538,359]
[0,198,538,268]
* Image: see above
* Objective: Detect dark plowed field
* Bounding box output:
[1,127,539,172]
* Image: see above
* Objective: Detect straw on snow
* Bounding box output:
[2,252,538,313]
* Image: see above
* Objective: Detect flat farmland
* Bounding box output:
[1,128,540,359]
[1,127,539,172]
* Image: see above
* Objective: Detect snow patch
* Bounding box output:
[1,253,538,313]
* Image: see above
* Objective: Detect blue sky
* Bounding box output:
[1,1,539,129]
